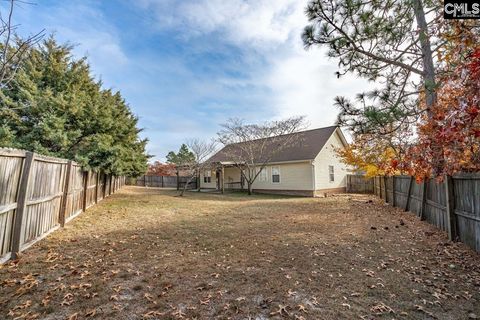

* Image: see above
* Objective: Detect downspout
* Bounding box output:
[311,160,316,197]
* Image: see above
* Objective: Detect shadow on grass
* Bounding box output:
[124,186,301,202]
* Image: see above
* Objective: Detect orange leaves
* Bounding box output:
[335,137,405,178]
[405,21,480,179]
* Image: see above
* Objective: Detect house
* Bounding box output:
[200,126,349,197]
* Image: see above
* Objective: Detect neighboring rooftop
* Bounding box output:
[208,126,341,164]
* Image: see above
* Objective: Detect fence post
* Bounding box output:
[379,176,382,199]
[392,176,396,207]
[59,160,73,227]
[420,179,428,220]
[95,172,99,204]
[383,176,388,202]
[176,170,180,191]
[103,173,107,198]
[82,171,89,212]
[161,175,164,188]
[11,151,35,259]
[445,175,457,241]
[404,176,413,212]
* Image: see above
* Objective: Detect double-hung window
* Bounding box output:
[258,167,268,182]
[204,170,211,183]
[272,166,280,183]
[328,165,334,182]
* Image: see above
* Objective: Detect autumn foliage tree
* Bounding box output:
[336,130,410,177]
[147,161,176,176]
[406,23,480,180]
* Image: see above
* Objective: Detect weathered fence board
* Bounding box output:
[0,154,23,259]
[346,175,373,193]
[0,148,125,263]
[347,173,480,252]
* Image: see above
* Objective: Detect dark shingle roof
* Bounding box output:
[208,126,340,164]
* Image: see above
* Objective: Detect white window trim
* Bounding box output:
[204,170,212,183]
[328,165,334,182]
[258,167,268,182]
[272,166,280,184]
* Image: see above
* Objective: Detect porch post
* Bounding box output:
[221,165,225,194]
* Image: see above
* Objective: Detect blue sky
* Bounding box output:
[10,0,368,161]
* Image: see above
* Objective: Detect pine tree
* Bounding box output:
[302,0,442,136]
[166,144,195,165]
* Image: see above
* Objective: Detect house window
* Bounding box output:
[329,165,334,182]
[204,170,211,183]
[258,167,267,182]
[272,166,280,183]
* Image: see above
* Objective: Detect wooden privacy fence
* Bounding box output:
[127,175,197,190]
[346,174,374,193]
[0,148,125,263]
[347,174,480,252]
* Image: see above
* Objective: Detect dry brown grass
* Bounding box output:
[1,187,479,320]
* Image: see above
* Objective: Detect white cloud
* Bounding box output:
[140,0,370,130]
[141,0,305,49]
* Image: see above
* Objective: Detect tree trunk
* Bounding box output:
[412,0,436,110]
[197,173,201,192]
[179,176,195,196]
[247,182,253,195]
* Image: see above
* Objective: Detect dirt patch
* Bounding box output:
[1,187,479,319]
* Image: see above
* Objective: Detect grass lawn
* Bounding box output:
[1,187,479,319]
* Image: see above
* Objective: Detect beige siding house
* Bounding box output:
[200,126,349,197]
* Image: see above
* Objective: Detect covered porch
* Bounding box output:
[205,161,245,194]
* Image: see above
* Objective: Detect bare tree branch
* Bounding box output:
[0,0,45,88]
[178,138,217,196]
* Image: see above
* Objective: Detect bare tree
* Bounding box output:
[217,116,307,195]
[0,0,44,88]
[178,138,217,197]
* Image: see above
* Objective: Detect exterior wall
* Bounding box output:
[251,162,314,191]
[313,128,348,192]
[200,162,314,192]
[199,169,217,189]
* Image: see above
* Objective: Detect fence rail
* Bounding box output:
[0,148,125,263]
[347,174,480,252]
[127,175,197,190]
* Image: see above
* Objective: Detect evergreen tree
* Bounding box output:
[166,144,195,165]
[302,0,443,136]
[0,37,149,176]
